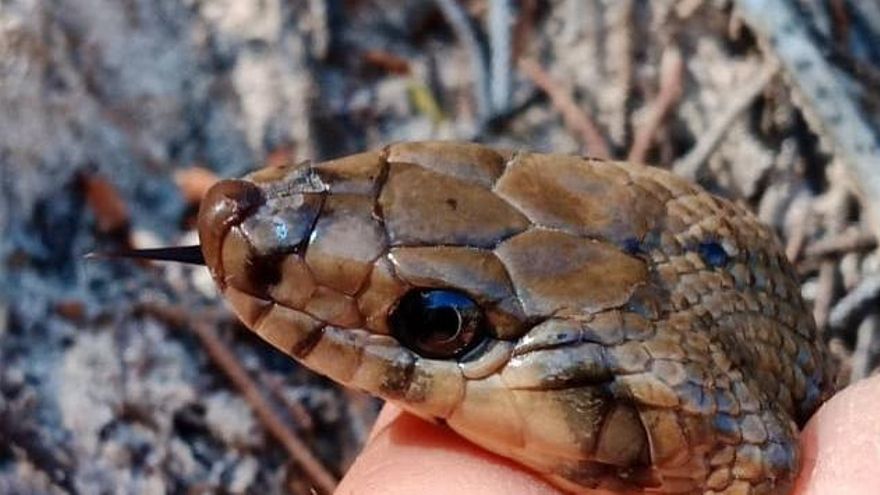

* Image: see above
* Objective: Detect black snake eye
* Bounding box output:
[389,289,487,359]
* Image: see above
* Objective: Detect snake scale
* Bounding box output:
[189,141,836,494]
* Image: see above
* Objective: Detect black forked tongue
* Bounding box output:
[86,245,205,265]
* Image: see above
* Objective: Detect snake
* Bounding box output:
[159,142,837,494]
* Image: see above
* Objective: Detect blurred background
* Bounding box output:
[2,1,879,493]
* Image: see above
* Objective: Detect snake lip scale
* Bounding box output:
[145,142,838,494]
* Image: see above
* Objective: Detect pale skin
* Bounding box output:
[336,374,880,495]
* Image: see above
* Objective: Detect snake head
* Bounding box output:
[191,143,680,491]
[192,142,832,494]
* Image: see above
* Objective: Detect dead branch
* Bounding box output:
[435,0,492,121]
[828,273,880,332]
[518,58,612,158]
[628,46,684,164]
[850,314,880,382]
[804,227,877,259]
[674,59,779,179]
[139,304,338,494]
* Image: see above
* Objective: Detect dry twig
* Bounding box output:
[81,174,131,239]
[512,0,537,60]
[674,60,779,179]
[435,0,492,121]
[812,261,837,330]
[628,46,685,163]
[487,0,513,114]
[850,314,880,382]
[361,50,412,75]
[518,58,612,158]
[784,206,810,263]
[261,373,316,432]
[140,305,338,494]
[191,320,338,493]
[828,273,880,331]
[811,182,852,331]
[803,227,877,259]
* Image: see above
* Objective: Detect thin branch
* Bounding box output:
[194,320,337,493]
[487,0,513,114]
[512,0,537,60]
[850,314,880,382]
[812,261,837,330]
[803,227,877,259]
[828,273,880,331]
[435,0,491,121]
[674,59,779,179]
[784,203,810,262]
[261,372,316,432]
[140,305,338,494]
[518,57,612,158]
[628,46,684,163]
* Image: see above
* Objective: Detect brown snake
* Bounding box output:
[177,142,837,494]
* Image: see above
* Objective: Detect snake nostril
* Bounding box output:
[197,179,266,281]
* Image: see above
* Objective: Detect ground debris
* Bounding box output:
[2,1,878,493]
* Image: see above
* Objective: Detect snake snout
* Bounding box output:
[197,175,323,300]
[197,179,266,283]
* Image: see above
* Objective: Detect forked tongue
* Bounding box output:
[86,245,206,265]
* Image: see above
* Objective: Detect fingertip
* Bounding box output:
[793,374,880,494]
[335,405,565,495]
[341,376,880,495]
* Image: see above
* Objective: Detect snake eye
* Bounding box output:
[389,289,487,359]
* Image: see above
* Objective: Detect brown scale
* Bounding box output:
[126,142,837,495]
